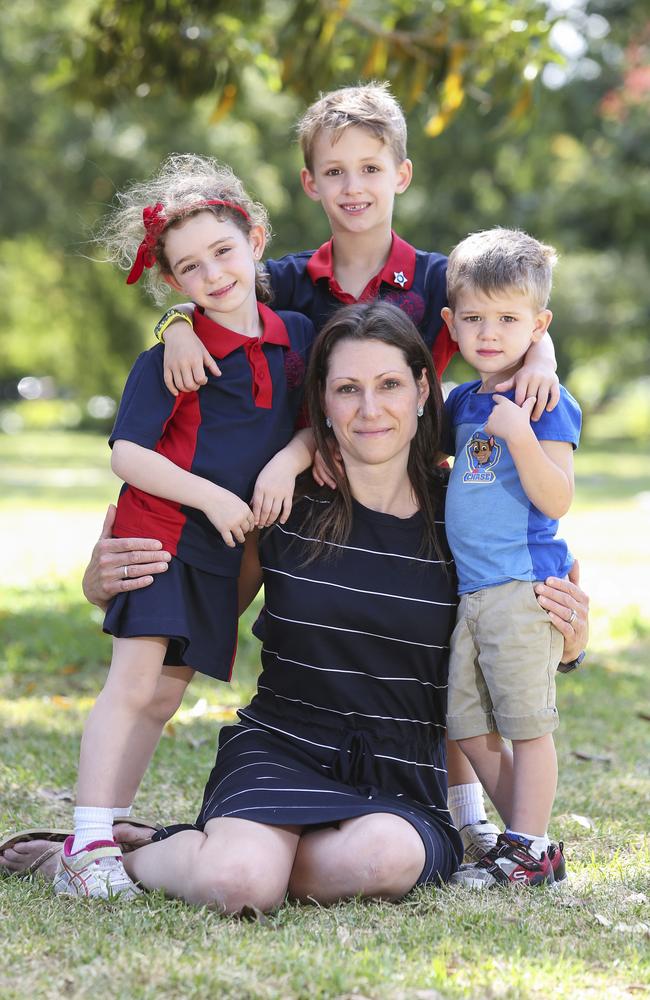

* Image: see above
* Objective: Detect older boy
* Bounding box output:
[157,83,559,407]
[441,228,581,887]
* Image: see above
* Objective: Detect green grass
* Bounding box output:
[1,431,649,999]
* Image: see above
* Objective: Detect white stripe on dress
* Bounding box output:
[257,684,447,730]
[273,522,453,565]
[262,646,448,689]
[262,566,456,607]
[265,609,448,649]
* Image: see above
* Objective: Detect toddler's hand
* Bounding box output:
[494,365,560,421]
[163,321,221,396]
[485,394,535,444]
[251,453,297,528]
[204,487,254,547]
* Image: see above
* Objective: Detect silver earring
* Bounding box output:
[417,405,424,417]
[325,416,332,428]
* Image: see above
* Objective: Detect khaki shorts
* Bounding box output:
[447,580,564,742]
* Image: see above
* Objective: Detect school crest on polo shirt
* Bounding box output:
[381,289,425,327]
[462,430,501,483]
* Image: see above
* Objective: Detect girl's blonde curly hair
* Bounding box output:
[99,153,272,304]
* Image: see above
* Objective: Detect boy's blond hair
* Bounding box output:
[297,82,407,171]
[446,228,558,312]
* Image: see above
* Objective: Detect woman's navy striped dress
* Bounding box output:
[196,494,463,884]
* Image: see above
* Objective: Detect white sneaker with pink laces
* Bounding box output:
[54,837,141,900]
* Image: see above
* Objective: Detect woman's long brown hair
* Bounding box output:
[299,301,447,563]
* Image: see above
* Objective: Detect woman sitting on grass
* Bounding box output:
[0,302,588,910]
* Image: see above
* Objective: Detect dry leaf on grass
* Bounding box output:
[572,750,612,764]
[569,813,595,829]
[37,787,74,802]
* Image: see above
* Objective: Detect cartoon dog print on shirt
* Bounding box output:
[462,430,501,483]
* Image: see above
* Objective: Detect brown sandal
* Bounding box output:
[0,829,69,878]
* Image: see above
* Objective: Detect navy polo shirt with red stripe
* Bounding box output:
[111,303,315,576]
[266,232,457,377]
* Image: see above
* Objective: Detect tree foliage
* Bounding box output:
[65,0,557,135]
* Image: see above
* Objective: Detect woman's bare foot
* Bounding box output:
[0,822,156,881]
[0,839,62,880]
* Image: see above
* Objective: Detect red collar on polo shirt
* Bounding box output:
[306,230,416,303]
[193,303,290,409]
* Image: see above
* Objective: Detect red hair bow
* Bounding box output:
[126,202,167,285]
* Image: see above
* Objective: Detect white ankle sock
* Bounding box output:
[505,828,550,860]
[448,781,488,829]
[113,805,132,820]
[72,806,115,853]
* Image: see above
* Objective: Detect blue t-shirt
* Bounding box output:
[111,304,315,576]
[266,231,457,377]
[443,381,581,594]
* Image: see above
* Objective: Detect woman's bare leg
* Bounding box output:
[288,813,425,904]
[125,817,301,912]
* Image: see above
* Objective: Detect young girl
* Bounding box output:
[55,154,316,899]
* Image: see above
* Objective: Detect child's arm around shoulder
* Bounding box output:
[155,303,221,395]
[485,390,579,519]
[495,332,560,421]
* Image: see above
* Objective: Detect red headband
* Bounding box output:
[126,199,252,285]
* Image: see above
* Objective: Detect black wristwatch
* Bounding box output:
[557,650,586,674]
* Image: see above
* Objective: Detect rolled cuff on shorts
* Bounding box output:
[447,706,559,741]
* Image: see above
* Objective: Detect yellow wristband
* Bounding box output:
[153,308,193,344]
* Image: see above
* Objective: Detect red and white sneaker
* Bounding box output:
[450,833,555,889]
[548,841,567,884]
[54,837,141,900]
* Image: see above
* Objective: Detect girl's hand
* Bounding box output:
[82,505,171,610]
[204,488,255,547]
[534,561,589,662]
[485,395,535,444]
[163,322,221,396]
[251,453,298,528]
[494,365,560,421]
[311,444,341,490]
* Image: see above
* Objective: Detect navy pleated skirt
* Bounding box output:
[103,557,238,681]
[185,719,459,886]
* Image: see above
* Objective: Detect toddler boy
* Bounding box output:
[441,227,581,887]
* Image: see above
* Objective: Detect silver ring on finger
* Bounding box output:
[122,565,129,580]
[568,609,577,625]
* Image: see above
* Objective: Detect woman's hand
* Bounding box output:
[82,505,171,611]
[534,560,589,663]
[163,321,221,396]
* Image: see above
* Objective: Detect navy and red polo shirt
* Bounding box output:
[266,232,457,377]
[111,303,315,577]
